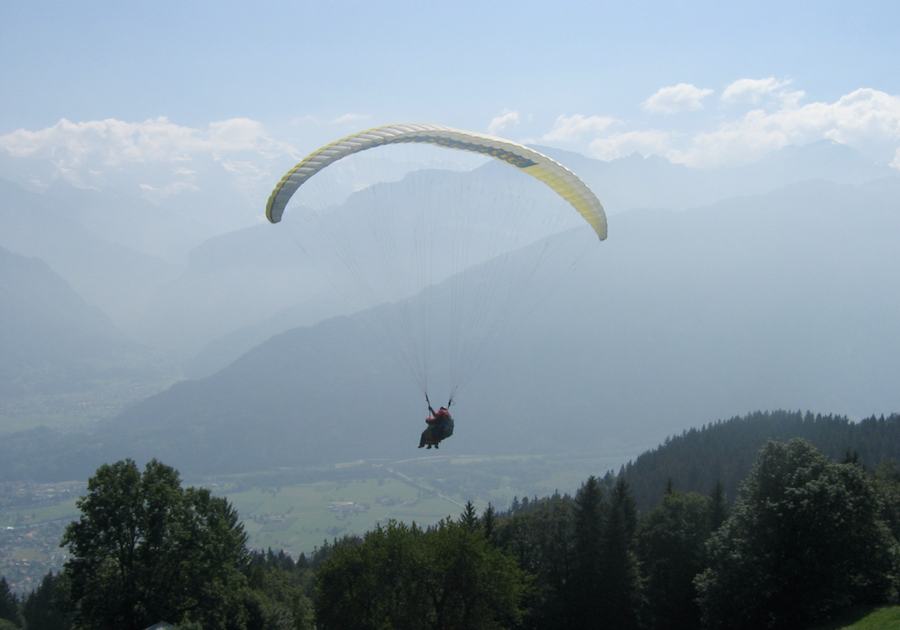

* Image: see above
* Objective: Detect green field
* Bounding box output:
[228,477,463,553]
[812,606,900,630]
[0,374,181,434]
[215,453,633,555]
[0,499,80,528]
[13,547,47,562]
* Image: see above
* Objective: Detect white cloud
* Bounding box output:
[332,113,370,124]
[672,88,900,167]
[567,85,900,169]
[588,130,674,161]
[540,114,616,143]
[4,83,900,197]
[721,77,803,107]
[292,114,320,126]
[487,110,520,136]
[139,180,200,198]
[0,116,296,192]
[643,84,714,114]
[206,118,273,152]
[0,117,285,165]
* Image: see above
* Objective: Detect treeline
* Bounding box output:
[310,439,899,630]
[3,413,900,629]
[493,440,899,630]
[619,410,900,512]
[0,544,321,630]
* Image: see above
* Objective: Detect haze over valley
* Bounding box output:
[1,137,899,481]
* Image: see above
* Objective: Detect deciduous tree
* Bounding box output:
[695,439,895,630]
[315,518,529,630]
[61,459,249,630]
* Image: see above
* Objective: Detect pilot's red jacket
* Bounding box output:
[427,408,451,424]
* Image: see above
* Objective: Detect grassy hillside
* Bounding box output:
[812,606,900,629]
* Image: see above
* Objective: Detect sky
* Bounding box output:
[2,0,900,207]
[2,0,900,446]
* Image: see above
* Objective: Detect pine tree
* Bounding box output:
[21,572,70,630]
[0,578,20,628]
[637,489,711,630]
[493,494,575,630]
[481,503,497,542]
[460,501,480,532]
[601,476,641,630]
[570,476,605,630]
[709,479,728,531]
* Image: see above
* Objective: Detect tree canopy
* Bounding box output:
[61,459,250,630]
[637,488,714,630]
[695,438,897,630]
[315,517,530,630]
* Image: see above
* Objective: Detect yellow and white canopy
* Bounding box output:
[266,123,607,240]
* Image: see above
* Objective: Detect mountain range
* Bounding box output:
[94,175,900,476]
[1,140,899,481]
[0,245,161,398]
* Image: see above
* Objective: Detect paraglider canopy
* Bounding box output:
[267,123,607,240]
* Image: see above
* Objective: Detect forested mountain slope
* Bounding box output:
[0,179,182,330]
[620,410,900,513]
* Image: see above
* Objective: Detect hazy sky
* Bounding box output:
[3,0,900,439]
[2,0,900,200]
